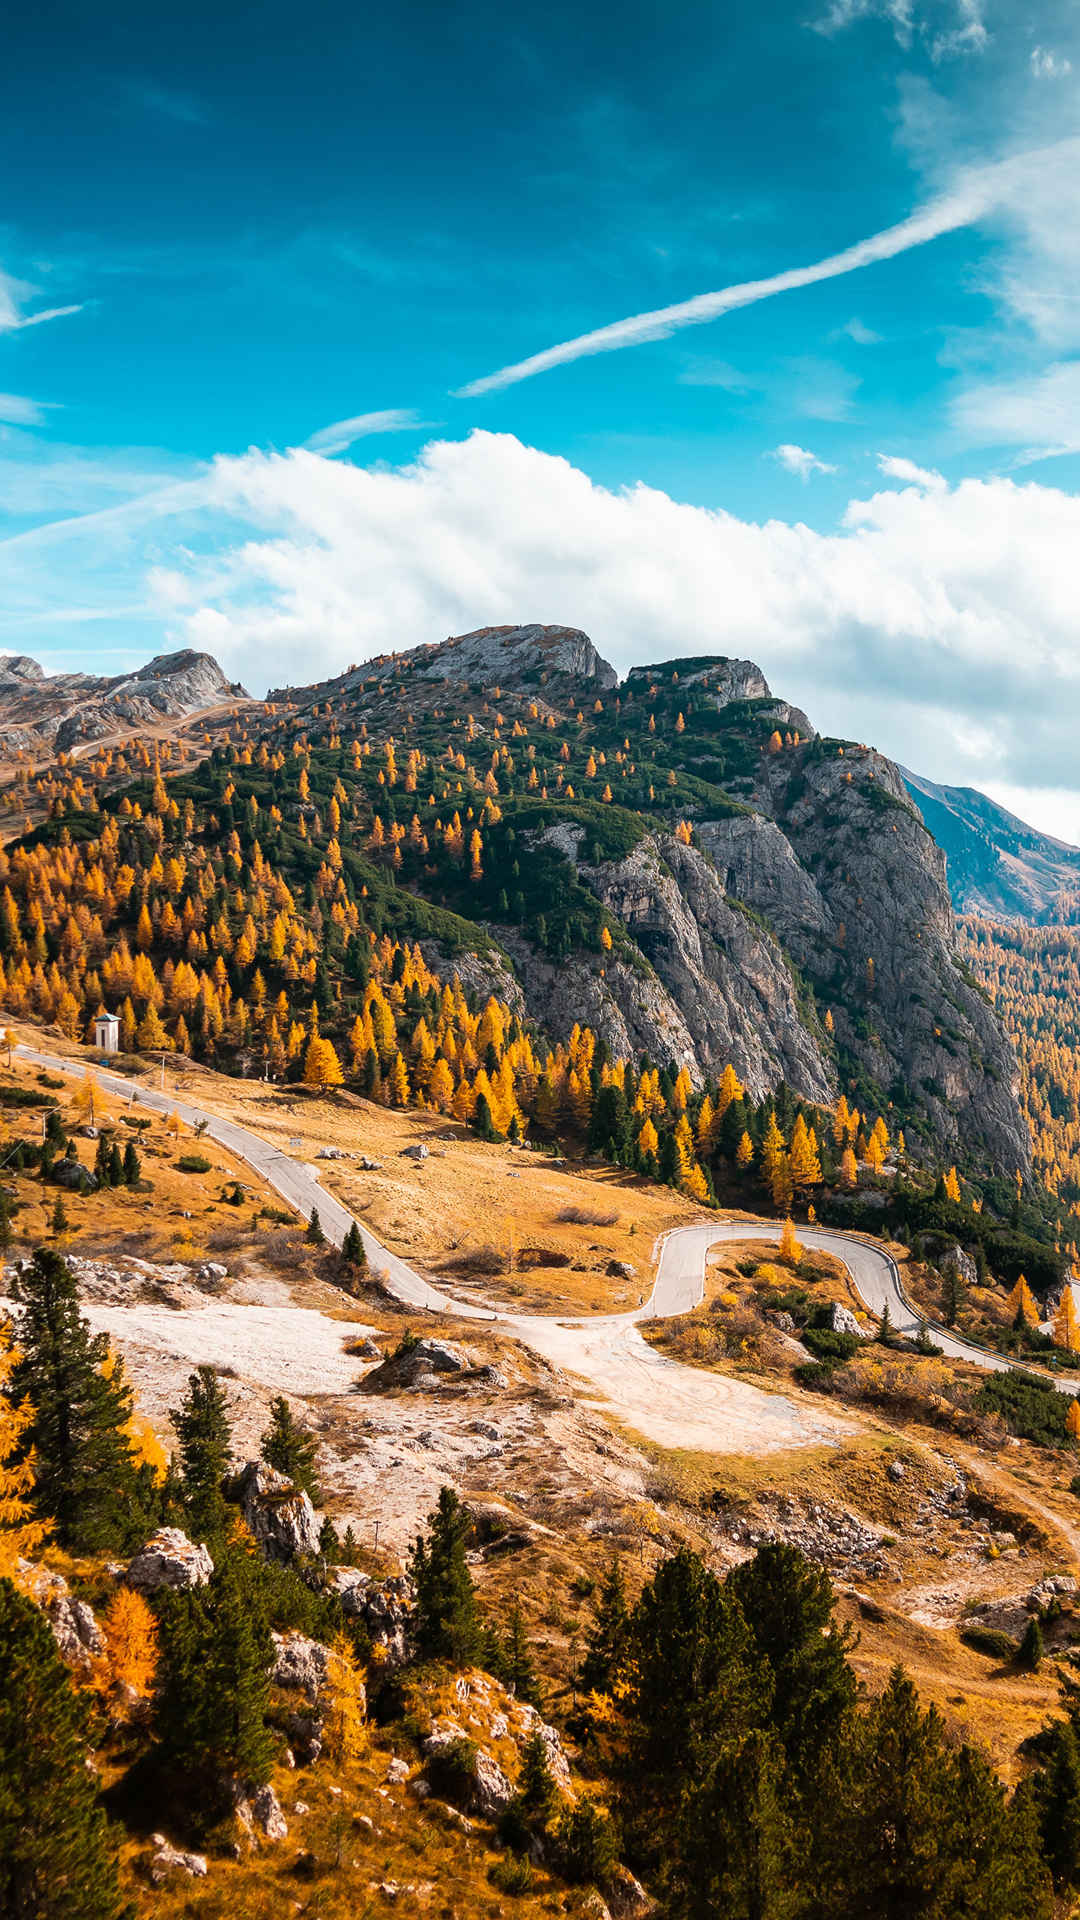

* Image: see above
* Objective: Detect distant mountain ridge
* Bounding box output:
[0,648,249,760]
[901,768,1080,921]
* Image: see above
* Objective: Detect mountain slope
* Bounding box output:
[902,767,1080,921]
[254,625,1028,1172]
[0,648,249,760]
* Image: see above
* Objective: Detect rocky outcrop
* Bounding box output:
[0,648,246,758]
[19,1561,104,1671]
[415,624,618,690]
[150,1837,209,1884]
[126,1527,214,1593]
[361,1336,471,1392]
[236,1461,321,1561]
[328,1569,414,1666]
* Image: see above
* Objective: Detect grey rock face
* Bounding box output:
[252,1784,288,1840]
[236,1461,322,1561]
[150,1838,208,1883]
[271,1630,334,1705]
[127,1527,214,1593]
[511,831,832,1102]
[414,623,618,690]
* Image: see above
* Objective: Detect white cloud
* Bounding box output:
[0,394,49,428]
[950,361,1080,461]
[773,444,838,478]
[1031,47,1072,79]
[876,453,947,490]
[0,268,83,335]
[455,136,1079,397]
[14,428,1080,823]
[303,408,431,456]
[834,316,882,344]
[810,0,987,57]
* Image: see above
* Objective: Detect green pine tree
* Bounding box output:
[500,1728,560,1852]
[306,1206,325,1244]
[122,1141,140,1187]
[504,1603,542,1709]
[341,1221,366,1268]
[154,1546,276,1800]
[0,1576,125,1919]
[9,1247,145,1553]
[49,1196,69,1237]
[666,1728,799,1920]
[259,1393,321,1502]
[579,1557,629,1695]
[170,1364,232,1545]
[728,1542,855,1779]
[107,1143,123,1187]
[93,1135,112,1189]
[410,1485,480,1665]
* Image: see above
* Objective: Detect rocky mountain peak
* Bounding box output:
[0,654,46,684]
[415,623,618,689]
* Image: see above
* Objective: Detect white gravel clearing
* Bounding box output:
[85,1301,373,1396]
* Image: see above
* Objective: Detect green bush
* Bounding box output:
[960,1624,1017,1661]
[802,1328,859,1363]
[176,1154,212,1173]
[976,1370,1071,1447]
[489,1854,535,1895]
[425,1736,480,1809]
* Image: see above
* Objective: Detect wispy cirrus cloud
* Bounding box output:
[773,443,837,479]
[1031,47,1072,78]
[303,408,432,456]
[810,0,987,59]
[0,394,52,427]
[456,139,1078,398]
[0,269,83,334]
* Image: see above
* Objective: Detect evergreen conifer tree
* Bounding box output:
[409,1485,479,1665]
[9,1248,144,1553]
[342,1221,366,1267]
[0,1576,125,1919]
[154,1547,276,1797]
[500,1728,560,1852]
[579,1558,629,1695]
[259,1393,321,1501]
[122,1141,140,1187]
[170,1364,231,1545]
[306,1206,325,1244]
[504,1603,541,1709]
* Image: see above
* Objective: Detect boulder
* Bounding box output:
[422,1729,513,1817]
[149,1837,208,1884]
[127,1527,213,1593]
[236,1461,322,1561]
[402,1142,429,1161]
[253,1783,288,1841]
[825,1301,865,1339]
[52,1158,97,1192]
[361,1336,470,1393]
[606,1259,636,1279]
[19,1561,104,1671]
[605,1864,653,1918]
[316,1146,347,1159]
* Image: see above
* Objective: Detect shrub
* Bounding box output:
[490,1854,534,1895]
[553,1796,620,1884]
[976,1371,1071,1448]
[802,1328,859,1363]
[556,1205,620,1227]
[176,1154,212,1173]
[960,1624,1017,1661]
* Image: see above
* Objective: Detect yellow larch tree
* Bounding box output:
[0,1319,49,1577]
[1053,1286,1080,1354]
[1005,1274,1038,1327]
[778,1218,803,1267]
[101,1587,158,1704]
[735,1130,754,1171]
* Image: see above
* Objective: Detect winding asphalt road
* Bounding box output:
[15,1044,1075,1449]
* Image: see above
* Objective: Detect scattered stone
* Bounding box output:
[357,1156,383,1171]
[127,1527,213,1593]
[316,1146,347,1159]
[402,1142,429,1161]
[887,1460,906,1483]
[236,1461,322,1561]
[386,1757,410,1784]
[149,1838,208,1883]
[352,1336,381,1359]
[606,1259,636,1279]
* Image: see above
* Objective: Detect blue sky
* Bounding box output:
[4,0,1080,829]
